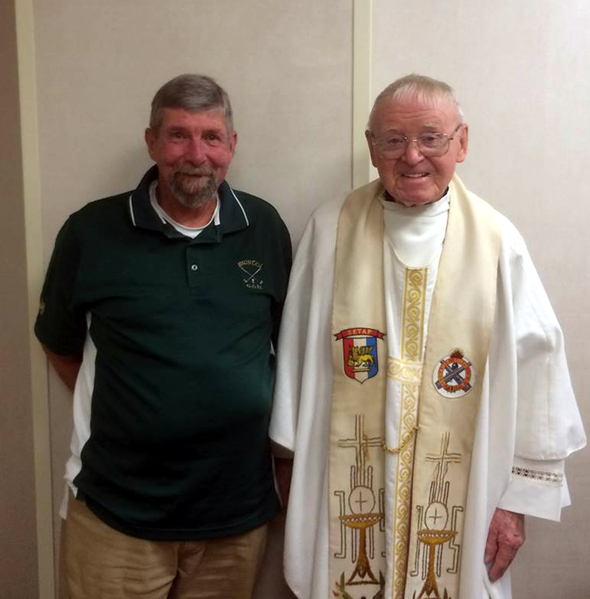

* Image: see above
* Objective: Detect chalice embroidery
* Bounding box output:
[411,432,464,599]
[334,414,385,595]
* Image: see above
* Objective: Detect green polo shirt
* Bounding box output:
[35,166,291,539]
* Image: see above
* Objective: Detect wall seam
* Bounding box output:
[352,0,373,188]
[15,0,56,597]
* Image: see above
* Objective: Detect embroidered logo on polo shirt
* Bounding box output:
[38,299,45,316]
[238,260,263,290]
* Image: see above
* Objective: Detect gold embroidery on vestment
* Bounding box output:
[382,426,419,454]
[400,270,428,363]
[391,268,427,599]
[334,414,385,591]
[388,357,423,384]
[410,432,463,599]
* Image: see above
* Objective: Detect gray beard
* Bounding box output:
[168,170,218,209]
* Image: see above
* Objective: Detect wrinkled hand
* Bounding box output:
[484,508,525,582]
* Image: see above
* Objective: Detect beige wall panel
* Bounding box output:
[372,1,589,597]
[0,1,40,597]
[34,0,352,249]
[33,1,352,596]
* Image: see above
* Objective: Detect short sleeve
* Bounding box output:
[271,219,293,350]
[34,217,87,355]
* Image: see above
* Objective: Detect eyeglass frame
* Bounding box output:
[368,123,465,159]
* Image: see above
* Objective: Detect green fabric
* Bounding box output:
[35,166,291,539]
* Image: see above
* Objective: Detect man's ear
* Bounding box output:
[229,130,238,157]
[365,130,378,167]
[145,128,157,161]
[456,124,469,164]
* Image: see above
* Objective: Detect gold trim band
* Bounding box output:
[388,356,423,384]
[383,426,419,454]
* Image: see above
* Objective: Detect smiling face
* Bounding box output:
[145,107,237,211]
[366,96,468,206]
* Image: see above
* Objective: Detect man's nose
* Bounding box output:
[401,139,424,164]
[185,137,207,163]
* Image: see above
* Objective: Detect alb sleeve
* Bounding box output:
[269,216,318,453]
[496,226,586,521]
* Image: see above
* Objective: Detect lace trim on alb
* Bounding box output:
[512,466,563,485]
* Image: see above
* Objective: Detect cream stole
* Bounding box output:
[329,175,500,599]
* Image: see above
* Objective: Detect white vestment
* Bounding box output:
[269,185,586,599]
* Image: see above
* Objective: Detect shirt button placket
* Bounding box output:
[187,247,201,288]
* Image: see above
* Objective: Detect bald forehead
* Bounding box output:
[369,95,461,132]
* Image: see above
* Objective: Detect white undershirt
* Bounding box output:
[381,188,450,268]
[149,181,220,238]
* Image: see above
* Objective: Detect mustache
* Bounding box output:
[173,165,214,177]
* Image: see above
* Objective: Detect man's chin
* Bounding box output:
[175,193,215,209]
[170,178,217,209]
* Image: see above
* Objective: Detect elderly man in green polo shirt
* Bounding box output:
[35,74,291,599]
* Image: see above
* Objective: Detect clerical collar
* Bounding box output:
[382,187,450,207]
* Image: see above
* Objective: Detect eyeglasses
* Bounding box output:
[370,124,463,159]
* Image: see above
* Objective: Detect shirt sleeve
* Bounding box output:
[34,216,87,356]
[270,219,293,352]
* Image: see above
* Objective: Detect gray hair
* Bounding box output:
[149,74,234,135]
[368,74,464,130]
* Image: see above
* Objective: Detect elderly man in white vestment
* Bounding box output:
[270,74,586,599]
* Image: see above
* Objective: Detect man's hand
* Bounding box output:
[484,508,525,582]
[42,345,82,393]
[274,457,293,510]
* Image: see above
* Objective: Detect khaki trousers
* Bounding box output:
[61,495,268,599]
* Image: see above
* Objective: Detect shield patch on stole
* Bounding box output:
[433,348,475,398]
[334,328,386,384]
